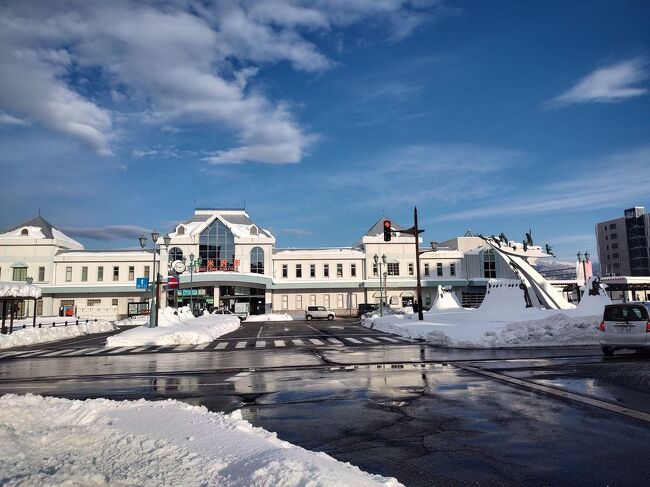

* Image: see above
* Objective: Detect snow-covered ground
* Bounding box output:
[105,307,240,347]
[244,313,300,322]
[0,320,115,350]
[363,280,611,348]
[0,394,402,487]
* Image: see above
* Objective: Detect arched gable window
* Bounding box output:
[176,225,185,236]
[200,218,235,266]
[20,228,29,236]
[169,247,184,262]
[250,247,264,274]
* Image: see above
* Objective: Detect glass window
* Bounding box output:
[387,263,399,276]
[128,266,135,281]
[12,266,27,281]
[282,264,288,278]
[112,298,119,306]
[437,263,443,277]
[373,263,378,276]
[483,249,496,278]
[296,295,302,309]
[296,264,302,278]
[337,263,343,277]
[97,266,104,281]
[324,294,330,307]
[36,299,43,316]
[87,299,101,306]
[609,223,616,230]
[81,266,88,282]
[281,295,288,310]
[65,266,72,282]
[199,218,235,267]
[450,263,456,276]
[408,263,414,276]
[310,264,316,278]
[113,266,119,281]
[38,267,45,282]
[611,233,617,240]
[424,263,430,276]
[310,295,316,306]
[324,264,329,277]
[337,294,344,308]
[611,243,618,249]
[168,247,183,262]
[144,266,150,279]
[351,264,356,277]
[250,247,264,274]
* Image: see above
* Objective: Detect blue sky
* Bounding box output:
[0,0,648,262]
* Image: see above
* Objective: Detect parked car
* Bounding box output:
[305,306,335,321]
[212,307,247,321]
[357,303,379,317]
[599,303,650,356]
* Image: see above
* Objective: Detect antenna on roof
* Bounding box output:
[38,208,41,216]
[244,199,246,209]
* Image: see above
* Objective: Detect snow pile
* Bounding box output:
[105,307,240,347]
[114,315,150,327]
[575,277,612,315]
[0,281,42,298]
[0,320,115,350]
[426,286,463,313]
[245,313,296,322]
[0,394,402,487]
[363,281,604,348]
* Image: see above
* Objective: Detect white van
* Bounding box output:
[599,303,650,356]
[305,306,335,321]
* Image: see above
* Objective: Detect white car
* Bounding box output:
[305,306,335,321]
[599,303,650,356]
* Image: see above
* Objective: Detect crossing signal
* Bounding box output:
[383,220,392,242]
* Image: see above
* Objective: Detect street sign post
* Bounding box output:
[136,277,149,290]
[167,276,179,289]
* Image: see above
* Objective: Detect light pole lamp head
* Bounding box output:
[190,253,195,262]
[26,276,33,284]
[430,241,438,252]
[577,251,582,262]
[151,230,160,244]
[163,234,172,249]
[373,254,379,264]
[381,254,387,264]
[585,251,590,261]
[139,235,148,249]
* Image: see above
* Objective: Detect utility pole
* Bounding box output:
[414,207,424,321]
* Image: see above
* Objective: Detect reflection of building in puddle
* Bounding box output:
[148,376,235,394]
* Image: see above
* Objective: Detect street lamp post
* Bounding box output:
[189,252,195,315]
[139,231,171,328]
[576,251,590,303]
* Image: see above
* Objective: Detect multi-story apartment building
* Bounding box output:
[1,208,519,318]
[596,207,650,277]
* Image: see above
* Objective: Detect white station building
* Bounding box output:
[0,209,521,318]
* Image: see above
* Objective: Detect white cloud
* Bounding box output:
[436,146,650,221]
[0,110,30,126]
[546,58,648,107]
[0,0,439,163]
[63,224,150,241]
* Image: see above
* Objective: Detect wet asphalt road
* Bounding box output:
[1,319,649,486]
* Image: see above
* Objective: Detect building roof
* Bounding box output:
[0,215,83,248]
[363,217,405,237]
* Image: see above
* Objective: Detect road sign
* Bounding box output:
[167,276,179,289]
[136,277,149,290]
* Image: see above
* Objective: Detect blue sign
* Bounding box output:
[136,277,149,290]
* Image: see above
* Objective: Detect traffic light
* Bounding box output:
[383,220,392,242]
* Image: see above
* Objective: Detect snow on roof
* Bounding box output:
[0,281,42,299]
[274,247,365,257]
[0,216,82,248]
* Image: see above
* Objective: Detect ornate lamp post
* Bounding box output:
[139,231,170,327]
[189,252,195,315]
[576,251,590,302]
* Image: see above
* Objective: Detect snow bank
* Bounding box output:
[105,307,240,347]
[0,281,41,298]
[0,320,115,350]
[575,277,613,315]
[244,313,296,322]
[364,281,606,348]
[426,286,463,313]
[0,394,402,487]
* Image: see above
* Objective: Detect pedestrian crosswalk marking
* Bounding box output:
[309,338,324,345]
[61,348,97,356]
[292,339,304,346]
[235,341,247,349]
[39,349,74,357]
[255,340,266,348]
[194,342,214,350]
[327,338,343,345]
[274,340,285,347]
[362,337,380,343]
[215,342,228,350]
[343,337,362,344]
[378,337,399,343]
[129,346,151,353]
[105,347,131,354]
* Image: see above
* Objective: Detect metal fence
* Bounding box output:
[6,318,99,335]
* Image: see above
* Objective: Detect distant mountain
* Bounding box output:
[533,259,577,280]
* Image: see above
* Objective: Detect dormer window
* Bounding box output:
[20,228,29,236]
[177,225,185,236]
[250,225,259,236]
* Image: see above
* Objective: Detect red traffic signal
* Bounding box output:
[383,220,392,242]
